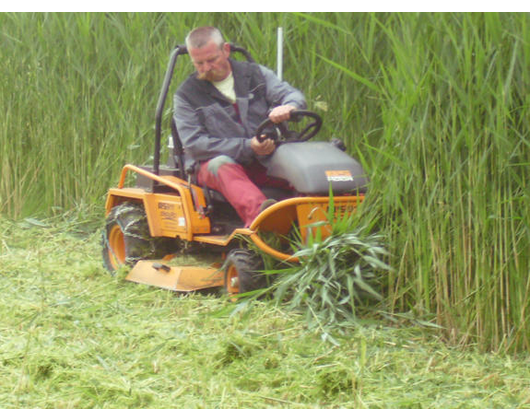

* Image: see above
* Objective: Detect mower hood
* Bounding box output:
[266,142,368,195]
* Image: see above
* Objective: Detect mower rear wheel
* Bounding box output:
[102,202,177,273]
[224,248,267,296]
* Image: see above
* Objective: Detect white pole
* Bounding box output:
[277,27,283,81]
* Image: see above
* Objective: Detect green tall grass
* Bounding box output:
[366,13,530,352]
[1,12,529,352]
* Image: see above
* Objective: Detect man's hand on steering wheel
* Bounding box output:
[251,105,295,155]
[255,110,323,144]
[251,136,276,156]
[268,104,297,124]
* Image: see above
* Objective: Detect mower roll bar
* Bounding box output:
[152,44,255,180]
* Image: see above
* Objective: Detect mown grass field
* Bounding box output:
[1,216,530,409]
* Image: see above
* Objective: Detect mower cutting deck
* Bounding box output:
[126,261,224,292]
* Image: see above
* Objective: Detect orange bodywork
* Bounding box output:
[105,164,211,241]
[105,164,365,264]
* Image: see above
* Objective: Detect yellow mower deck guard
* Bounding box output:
[125,260,224,292]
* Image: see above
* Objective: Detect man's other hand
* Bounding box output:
[251,136,276,156]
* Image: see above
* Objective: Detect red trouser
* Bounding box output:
[197,156,287,227]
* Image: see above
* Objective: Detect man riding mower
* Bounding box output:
[102,27,368,295]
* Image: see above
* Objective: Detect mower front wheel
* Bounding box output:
[102,202,177,273]
[224,248,267,296]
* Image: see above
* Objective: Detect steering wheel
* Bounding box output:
[255,110,323,143]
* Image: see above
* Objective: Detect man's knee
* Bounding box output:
[206,155,237,177]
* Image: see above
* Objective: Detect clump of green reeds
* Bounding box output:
[266,217,391,341]
[306,13,530,352]
[0,13,214,217]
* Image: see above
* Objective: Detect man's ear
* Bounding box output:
[223,42,231,57]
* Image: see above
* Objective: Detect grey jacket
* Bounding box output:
[173,59,306,170]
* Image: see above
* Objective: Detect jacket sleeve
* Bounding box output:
[258,64,307,110]
[173,92,255,166]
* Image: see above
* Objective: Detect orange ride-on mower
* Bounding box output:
[101,44,368,296]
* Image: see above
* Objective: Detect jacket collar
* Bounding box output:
[188,59,253,136]
[190,59,251,104]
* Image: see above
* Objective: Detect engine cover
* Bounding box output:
[266,142,368,195]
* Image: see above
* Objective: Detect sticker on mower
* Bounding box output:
[325,170,353,182]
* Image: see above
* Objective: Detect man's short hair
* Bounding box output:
[185,26,225,50]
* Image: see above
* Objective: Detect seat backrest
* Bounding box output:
[166,117,187,173]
